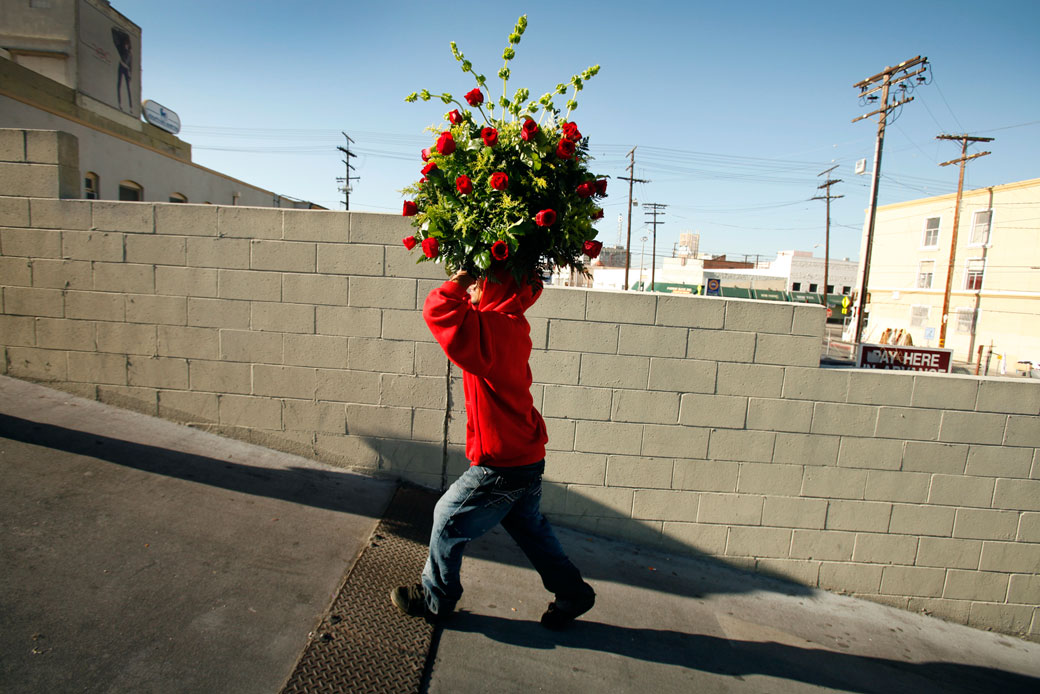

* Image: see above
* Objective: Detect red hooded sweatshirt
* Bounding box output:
[422,273,548,467]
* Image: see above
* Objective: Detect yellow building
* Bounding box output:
[857,177,1040,374]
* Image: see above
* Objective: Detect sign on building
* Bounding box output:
[76,0,141,118]
[856,343,953,372]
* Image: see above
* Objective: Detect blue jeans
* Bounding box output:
[421,460,589,616]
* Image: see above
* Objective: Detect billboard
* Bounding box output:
[856,343,953,373]
[76,0,141,118]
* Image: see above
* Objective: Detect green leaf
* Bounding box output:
[475,251,492,270]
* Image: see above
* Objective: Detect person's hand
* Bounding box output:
[450,270,476,288]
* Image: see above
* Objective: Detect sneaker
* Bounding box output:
[540,584,595,631]
[390,583,430,619]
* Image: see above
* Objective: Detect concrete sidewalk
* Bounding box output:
[2,375,1039,693]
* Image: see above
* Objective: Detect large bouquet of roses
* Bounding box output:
[400,15,605,283]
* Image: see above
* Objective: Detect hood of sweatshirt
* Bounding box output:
[477,271,542,315]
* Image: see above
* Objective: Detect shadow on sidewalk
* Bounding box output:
[444,612,1040,693]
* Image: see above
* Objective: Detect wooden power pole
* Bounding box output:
[336,131,359,210]
[643,203,667,289]
[811,166,843,315]
[617,147,649,290]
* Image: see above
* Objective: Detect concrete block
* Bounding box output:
[880,565,946,597]
[642,424,709,458]
[661,522,728,555]
[217,269,280,302]
[157,326,218,359]
[0,129,25,161]
[992,478,1040,511]
[0,197,29,228]
[928,474,995,509]
[188,360,252,394]
[762,496,828,529]
[819,562,883,593]
[864,469,930,502]
[967,602,1035,636]
[154,266,217,297]
[0,162,60,197]
[30,199,90,230]
[655,294,725,329]
[528,317,548,350]
[23,129,66,164]
[698,493,763,525]
[380,374,445,409]
[801,466,867,499]
[977,379,1040,415]
[1,256,31,286]
[126,294,186,325]
[544,417,576,451]
[158,390,219,423]
[349,210,413,245]
[574,420,642,455]
[825,499,891,532]
[1008,574,1040,605]
[917,537,982,570]
[791,304,826,338]
[250,301,312,333]
[953,508,1019,541]
[578,353,648,389]
[847,371,914,406]
[632,489,699,522]
[320,242,386,276]
[29,259,90,290]
[564,485,634,518]
[618,324,687,358]
[548,319,618,354]
[313,433,379,469]
[737,462,803,496]
[93,262,153,293]
[852,533,918,565]
[411,407,444,443]
[315,305,382,338]
[283,209,347,242]
[673,459,739,492]
[218,394,282,429]
[97,385,156,415]
[91,201,153,233]
[746,397,812,432]
[542,384,611,420]
[906,598,972,624]
[527,287,587,320]
[837,437,902,470]
[543,452,607,485]
[187,237,250,269]
[381,309,431,342]
[586,291,656,325]
[611,389,679,424]
[0,315,35,346]
[348,276,416,310]
[943,410,1009,446]
[687,328,755,363]
[902,440,968,474]
[34,317,94,351]
[605,455,672,488]
[97,322,155,355]
[1005,415,1040,447]
[63,291,123,321]
[155,203,218,237]
[707,428,775,462]
[250,239,315,272]
[875,406,941,440]
[314,368,381,404]
[648,357,716,394]
[216,206,282,239]
[754,333,821,367]
[678,393,747,429]
[790,529,855,561]
[415,343,447,377]
[773,432,840,467]
[3,227,62,257]
[1021,513,1040,542]
[282,273,349,306]
[716,362,784,398]
[219,329,283,363]
[127,356,188,389]
[724,299,794,334]
[530,349,581,385]
[344,403,411,438]
[979,540,1040,573]
[125,234,185,265]
[944,569,1008,602]
[67,351,126,385]
[385,244,447,281]
[280,334,347,369]
[965,445,1033,478]
[5,346,66,380]
[889,503,955,537]
[280,399,343,433]
[912,374,979,411]
[810,402,877,436]
[348,337,414,374]
[726,526,792,559]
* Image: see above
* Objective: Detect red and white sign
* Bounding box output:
[856,343,953,372]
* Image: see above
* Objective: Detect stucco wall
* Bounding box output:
[2,130,1039,641]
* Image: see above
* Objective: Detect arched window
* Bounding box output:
[118,180,143,201]
[169,192,188,203]
[84,172,99,200]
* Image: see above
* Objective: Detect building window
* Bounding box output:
[917,260,935,289]
[910,305,929,327]
[841,286,851,295]
[169,193,188,203]
[955,308,975,334]
[792,282,801,291]
[809,283,818,292]
[969,210,992,246]
[922,217,940,248]
[825,284,834,293]
[964,258,985,290]
[84,172,99,200]
[118,180,143,201]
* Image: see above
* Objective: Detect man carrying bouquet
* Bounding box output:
[390,269,596,630]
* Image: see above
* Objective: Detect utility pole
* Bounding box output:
[336,132,359,210]
[811,165,843,315]
[851,56,929,346]
[644,203,667,289]
[617,147,649,290]
[936,134,993,349]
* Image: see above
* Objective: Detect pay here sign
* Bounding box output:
[856,343,953,373]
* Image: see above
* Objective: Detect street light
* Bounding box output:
[639,235,648,291]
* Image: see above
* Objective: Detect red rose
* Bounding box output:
[402,201,418,216]
[436,131,456,155]
[481,127,498,146]
[456,174,473,195]
[489,172,509,191]
[556,138,576,159]
[448,109,463,125]
[421,147,432,162]
[583,240,603,258]
[576,182,595,198]
[535,209,556,227]
[421,161,438,176]
[520,118,539,141]
[421,237,439,258]
[465,88,484,106]
[491,240,509,261]
[591,208,604,220]
[562,122,582,141]
[402,235,418,250]
[595,179,608,196]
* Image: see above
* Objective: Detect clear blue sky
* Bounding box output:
[116,0,1040,263]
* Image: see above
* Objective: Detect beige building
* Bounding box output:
[855,177,1040,373]
[0,0,319,208]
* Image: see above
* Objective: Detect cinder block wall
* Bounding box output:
[2,130,1038,641]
